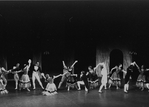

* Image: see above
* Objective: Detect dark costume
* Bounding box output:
[88,72,99,89]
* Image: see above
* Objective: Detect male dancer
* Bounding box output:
[77,71,89,91]
[124,61,139,93]
[32,62,44,89]
[11,63,22,89]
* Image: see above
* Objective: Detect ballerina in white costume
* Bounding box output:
[98,62,108,93]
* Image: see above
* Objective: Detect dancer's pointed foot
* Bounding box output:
[77,88,81,91]
[124,90,128,93]
[98,90,102,93]
[27,88,30,92]
[85,88,88,92]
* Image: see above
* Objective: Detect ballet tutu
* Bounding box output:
[109,72,121,86]
[111,72,121,81]
[137,74,145,82]
[19,74,31,89]
[45,83,57,92]
[42,83,57,96]
[42,91,57,96]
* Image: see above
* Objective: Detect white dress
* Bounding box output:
[100,63,107,85]
[42,77,57,96]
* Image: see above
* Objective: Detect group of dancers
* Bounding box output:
[1,59,149,96]
[0,59,45,94]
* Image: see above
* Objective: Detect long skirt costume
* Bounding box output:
[19,66,31,89]
[109,68,121,86]
[101,64,107,85]
[136,69,145,87]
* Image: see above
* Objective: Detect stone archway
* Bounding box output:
[110,49,123,70]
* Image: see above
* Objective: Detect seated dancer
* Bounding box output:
[77,71,89,91]
[98,62,108,93]
[124,61,139,93]
[108,64,123,89]
[42,74,62,96]
[11,63,22,90]
[66,73,78,91]
[58,60,78,89]
[32,62,44,90]
[0,67,11,94]
[19,59,32,92]
[136,65,146,91]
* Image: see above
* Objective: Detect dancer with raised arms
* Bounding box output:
[42,74,62,96]
[19,59,32,92]
[58,60,78,89]
[124,61,139,93]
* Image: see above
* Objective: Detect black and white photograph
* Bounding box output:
[0,0,149,107]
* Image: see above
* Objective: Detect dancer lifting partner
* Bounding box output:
[58,60,78,89]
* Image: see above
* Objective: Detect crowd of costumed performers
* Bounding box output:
[1,58,149,95]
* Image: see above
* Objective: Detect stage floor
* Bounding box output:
[1,86,149,107]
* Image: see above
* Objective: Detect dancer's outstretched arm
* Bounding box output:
[109,66,117,74]
[62,61,67,69]
[71,74,77,77]
[93,63,101,71]
[11,69,22,74]
[1,67,11,74]
[70,60,78,68]
[41,73,46,79]
[28,59,32,68]
[54,74,63,79]
[121,69,127,74]
[134,62,140,71]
